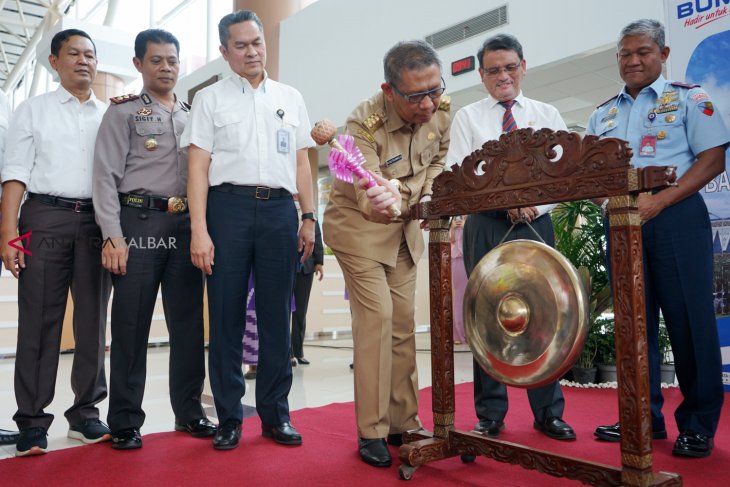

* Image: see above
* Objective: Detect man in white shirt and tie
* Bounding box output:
[0,29,112,456]
[445,33,576,442]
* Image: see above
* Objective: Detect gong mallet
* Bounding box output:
[310,120,401,218]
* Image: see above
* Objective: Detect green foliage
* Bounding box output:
[575,326,598,368]
[553,200,612,368]
[658,319,673,364]
[594,317,616,365]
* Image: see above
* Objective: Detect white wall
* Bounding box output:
[175,56,232,104]
[279,0,666,125]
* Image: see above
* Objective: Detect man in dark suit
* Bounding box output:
[292,212,323,365]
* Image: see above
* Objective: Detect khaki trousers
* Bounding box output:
[334,238,421,439]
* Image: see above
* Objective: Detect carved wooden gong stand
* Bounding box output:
[399,128,682,486]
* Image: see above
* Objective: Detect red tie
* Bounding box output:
[499,100,517,133]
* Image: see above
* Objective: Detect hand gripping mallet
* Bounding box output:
[310,120,401,218]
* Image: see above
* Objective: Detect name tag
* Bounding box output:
[385,154,402,166]
[639,135,656,157]
[277,129,290,154]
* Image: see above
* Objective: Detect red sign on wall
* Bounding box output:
[451,56,475,76]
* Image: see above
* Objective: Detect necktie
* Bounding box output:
[499,100,517,133]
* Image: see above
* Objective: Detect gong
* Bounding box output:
[464,239,590,388]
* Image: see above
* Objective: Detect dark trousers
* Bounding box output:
[463,212,565,423]
[206,187,298,426]
[13,198,111,431]
[107,208,206,432]
[291,270,314,358]
[637,192,723,437]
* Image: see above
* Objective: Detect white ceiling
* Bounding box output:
[0,0,50,88]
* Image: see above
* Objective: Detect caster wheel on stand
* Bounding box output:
[399,464,418,480]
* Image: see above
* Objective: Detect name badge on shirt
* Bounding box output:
[639,135,656,157]
[277,129,290,154]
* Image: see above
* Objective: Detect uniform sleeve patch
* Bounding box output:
[691,92,709,103]
[698,101,714,116]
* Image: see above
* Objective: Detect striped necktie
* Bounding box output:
[499,100,517,133]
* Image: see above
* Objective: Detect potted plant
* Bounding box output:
[572,325,598,384]
[594,317,617,382]
[658,319,675,384]
[553,200,612,384]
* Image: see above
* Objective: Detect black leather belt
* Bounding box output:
[210,183,292,200]
[27,192,94,212]
[119,192,188,213]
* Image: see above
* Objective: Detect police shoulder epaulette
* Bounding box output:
[180,100,191,112]
[363,110,385,132]
[109,94,139,105]
[438,95,451,112]
[671,81,700,89]
[596,94,618,109]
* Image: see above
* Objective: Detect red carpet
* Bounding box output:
[2,384,728,486]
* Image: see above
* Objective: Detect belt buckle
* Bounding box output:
[255,186,271,200]
[167,196,187,213]
[74,201,82,213]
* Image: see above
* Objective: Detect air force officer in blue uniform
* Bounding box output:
[589,19,728,458]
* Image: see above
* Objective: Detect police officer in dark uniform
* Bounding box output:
[92,29,214,450]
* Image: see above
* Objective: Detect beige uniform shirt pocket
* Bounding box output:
[418,140,440,167]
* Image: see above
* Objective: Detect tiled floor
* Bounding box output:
[0,334,476,458]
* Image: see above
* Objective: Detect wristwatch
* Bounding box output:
[301,212,316,222]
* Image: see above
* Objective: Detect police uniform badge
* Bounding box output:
[137,107,152,116]
[141,93,153,105]
[144,136,158,151]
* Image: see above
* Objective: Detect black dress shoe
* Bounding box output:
[0,429,20,445]
[111,428,142,450]
[534,417,576,441]
[261,422,302,445]
[213,421,241,450]
[175,418,217,438]
[473,419,504,438]
[594,422,667,442]
[358,438,391,467]
[296,357,310,365]
[672,431,713,458]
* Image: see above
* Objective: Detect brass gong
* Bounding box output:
[464,239,589,388]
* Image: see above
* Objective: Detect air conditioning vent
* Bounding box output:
[425,6,508,50]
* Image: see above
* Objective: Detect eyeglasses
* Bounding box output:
[390,77,446,104]
[482,64,520,77]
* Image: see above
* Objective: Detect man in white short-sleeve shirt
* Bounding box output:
[181,9,315,451]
